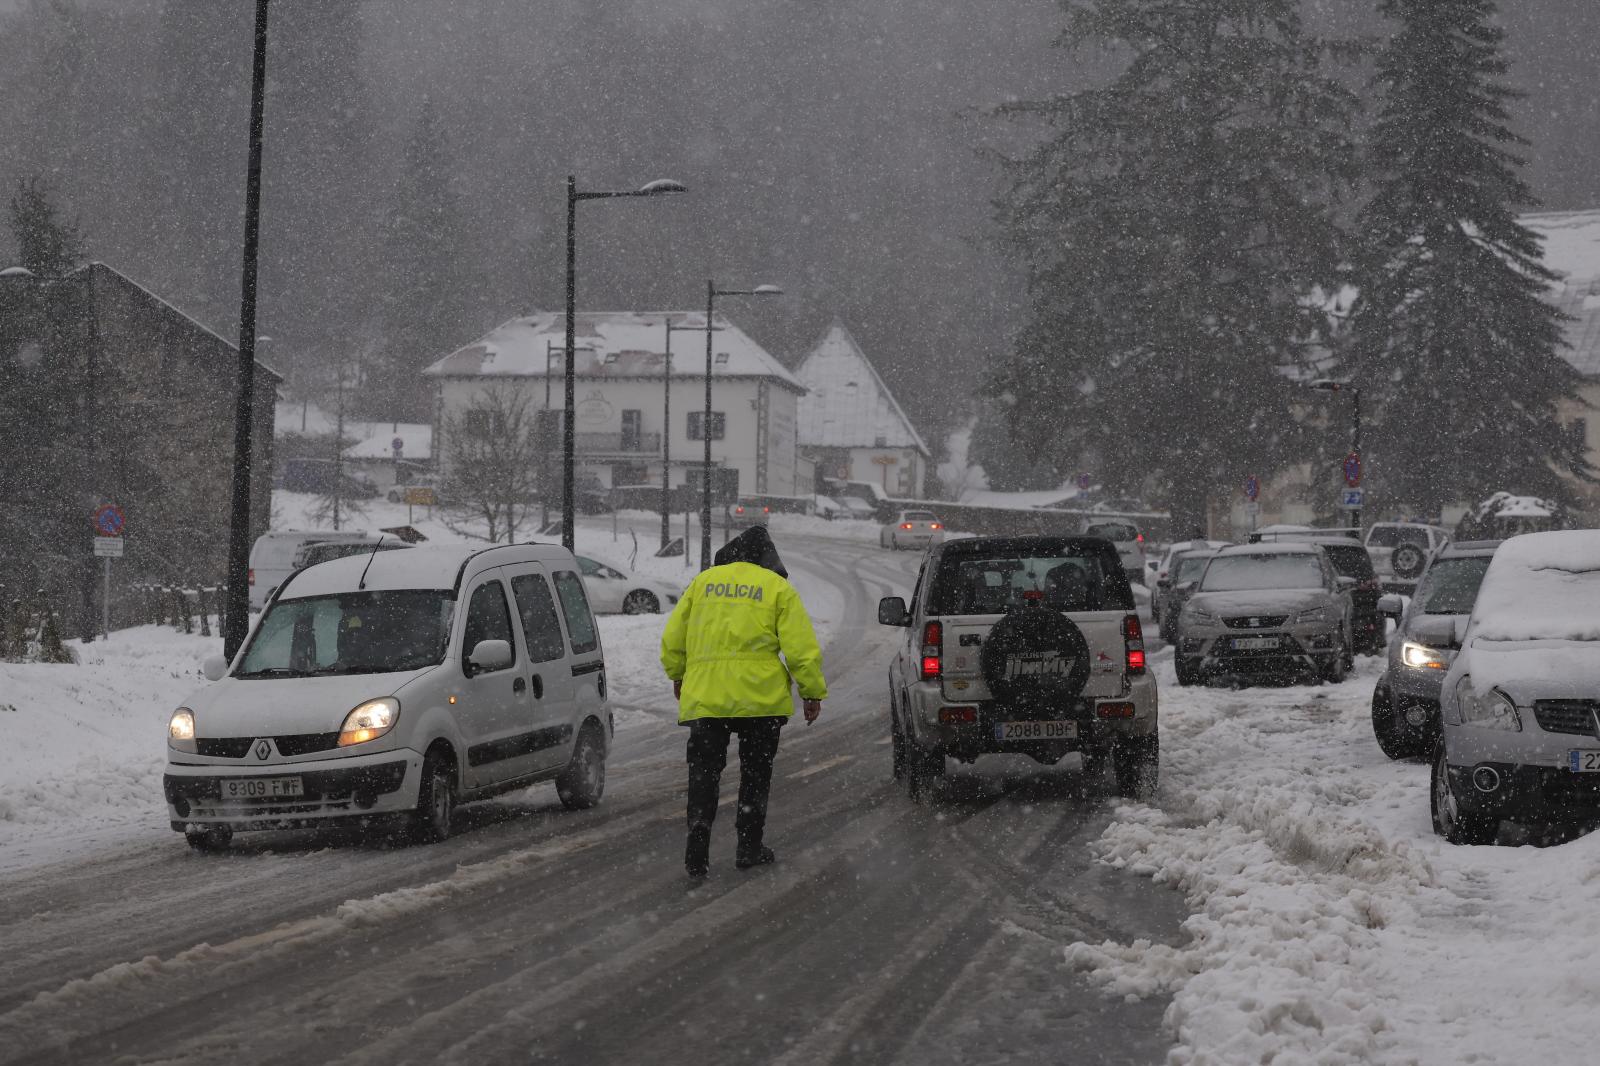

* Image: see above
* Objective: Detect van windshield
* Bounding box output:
[236,591,455,678]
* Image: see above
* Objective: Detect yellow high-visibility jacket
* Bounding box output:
[660,560,828,722]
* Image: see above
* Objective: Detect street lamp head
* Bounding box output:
[638,178,687,195]
[750,284,783,296]
[1309,378,1352,392]
[0,265,38,282]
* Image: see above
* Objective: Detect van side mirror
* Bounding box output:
[467,638,513,674]
[1377,593,1404,619]
[878,596,910,627]
[202,654,229,682]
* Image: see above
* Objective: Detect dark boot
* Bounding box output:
[735,846,776,869]
[686,823,711,879]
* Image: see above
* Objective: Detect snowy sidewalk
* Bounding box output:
[1067,651,1600,1065]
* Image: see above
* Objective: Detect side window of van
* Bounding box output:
[511,573,567,663]
[461,579,517,674]
[552,571,599,655]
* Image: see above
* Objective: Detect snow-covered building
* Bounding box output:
[794,322,930,498]
[423,311,807,498]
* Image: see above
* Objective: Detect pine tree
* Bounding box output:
[9,177,84,275]
[988,0,1358,531]
[1347,0,1588,515]
[365,100,470,420]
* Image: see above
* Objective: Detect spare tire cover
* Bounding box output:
[979,606,1093,713]
[1392,543,1427,580]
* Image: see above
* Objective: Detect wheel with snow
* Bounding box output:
[1080,741,1112,792]
[185,825,232,853]
[890,700,908,782]
[905,741,945,801]
[1320,637,1349,684]
[979,605,1091,714]
[1175,656,1201,687]
[1371,684,1424,760]
[409,747,457,843]
[556,723,607,810]
[1112,733,1158,799]
[622,590,659,615]
[1392,543,1428,582]
[1431,742,1497,845]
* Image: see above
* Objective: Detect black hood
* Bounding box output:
[714,525,788,578]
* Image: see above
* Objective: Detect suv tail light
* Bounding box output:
[920,620,943,680]
[735,505,746,515]
[248,568,255,586]
[1123,614,1146,675]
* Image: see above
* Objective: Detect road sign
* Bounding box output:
[392,436,404,456]
[1244,501,1262,517]
[93,537,124,558]
[93,504,125,537]
[1341,487,1365,509]
[1244,475,1260,501]
[1343,452,1362,488]
[403,486,437,507]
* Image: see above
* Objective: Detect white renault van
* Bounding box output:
[165,542,611,851]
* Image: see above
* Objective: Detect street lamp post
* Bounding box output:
[1311,379,1363,531]
[223,0,271,661]
[562,176,686,553]
[699,281,783,570]
[661,318,721,550]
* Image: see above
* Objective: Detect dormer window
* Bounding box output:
[715,352,730,366]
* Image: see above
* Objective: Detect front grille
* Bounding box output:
[1223,615,1287,630]
[275,732,342,756]
[1534,700,1600,737]
[196,737,254,758]
[195,733,342,758]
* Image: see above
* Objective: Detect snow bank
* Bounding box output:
[1063,652,1600,1065]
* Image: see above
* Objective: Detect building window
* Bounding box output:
[688,411,726,441]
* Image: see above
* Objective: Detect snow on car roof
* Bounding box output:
[277,543,572,599]
[1214,543,1322,557]
[1471,530,1600,642]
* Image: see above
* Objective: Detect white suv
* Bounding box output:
[165,543,611,851]
[878,535,1158,799]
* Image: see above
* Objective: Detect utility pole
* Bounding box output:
[223,0,270,661]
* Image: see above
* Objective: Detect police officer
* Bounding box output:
[660,526,827,878]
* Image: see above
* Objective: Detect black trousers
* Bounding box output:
[686,716,785,859]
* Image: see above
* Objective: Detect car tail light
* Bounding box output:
[920,621,942,680]
[763,506,771,514]
[931,523,943,530]
[1123,614,1146,675]
[1096,701,1136,719]
[939,706,977,724]
[901,523,913,529]
[735,505,745,515]
[248,568,255,586]
[1136,533,1144,543]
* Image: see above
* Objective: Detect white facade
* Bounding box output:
[424,311,807,499]
[795,322,930,498]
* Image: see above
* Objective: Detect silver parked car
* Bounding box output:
[1370,541,1500,759]
[1159,548,1221,645]
[1432,530,1600,844]
[1173,544,1354,686]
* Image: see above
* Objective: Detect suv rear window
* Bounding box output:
[903,512,938,522]
[1320,545,1375,580]
[1084,522,1138,542]
[928,547,1133,614]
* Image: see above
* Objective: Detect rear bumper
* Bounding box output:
[163,748,423,831]
[907,675,1157,755]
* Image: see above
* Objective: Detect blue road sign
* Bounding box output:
[1244,475,1260,501]
[1343,452,1363,488]
[93,504,125,537]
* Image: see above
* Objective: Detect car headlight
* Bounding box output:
[1295,607,1334,624]
[168,707,197,753]
[1401,641,1451,671]
[1455,679,1520,731]
[338,697,399,747]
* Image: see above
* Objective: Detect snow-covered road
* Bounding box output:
[0,534,1185,1065]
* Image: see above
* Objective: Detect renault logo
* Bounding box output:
[254,739,271,761]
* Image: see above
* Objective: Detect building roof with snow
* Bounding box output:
[794,322,928,456]
[1522,210,1600,378]
[421,310,803,393]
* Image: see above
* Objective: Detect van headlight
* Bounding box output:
[169,708,197,753]
[338,698,399,747]
[1455,680,1520,732]
[1401,642,1450,671]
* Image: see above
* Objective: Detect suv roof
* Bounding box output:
[1214,542,1323,557]
[277,542,575,600]
[1435,539,1502,558]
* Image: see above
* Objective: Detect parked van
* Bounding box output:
[248,530,374,610]
[165,542,611,850]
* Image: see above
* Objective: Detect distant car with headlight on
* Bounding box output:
[1432,530,1600,845]
[881,510,945,551]
[1370,540,1499,759]
[164,542,611,852]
